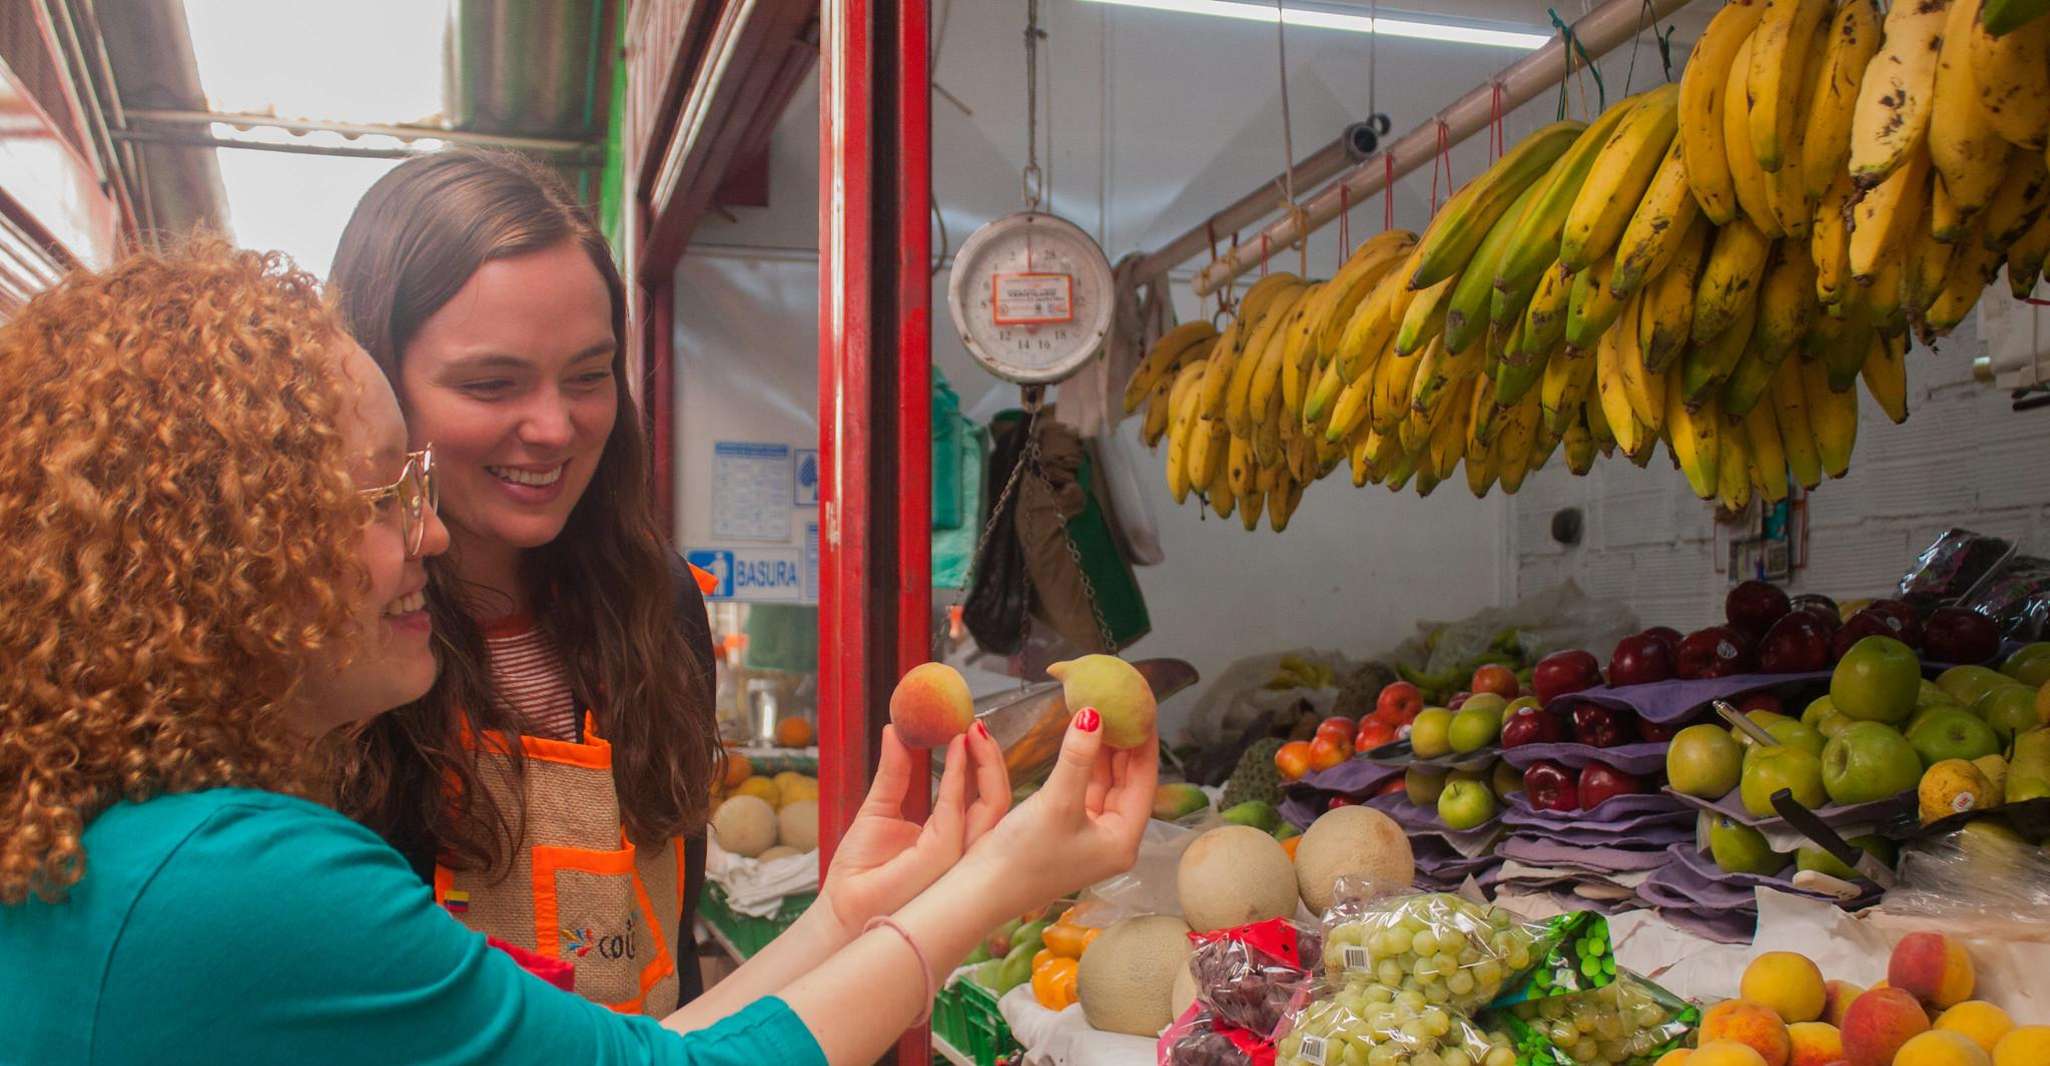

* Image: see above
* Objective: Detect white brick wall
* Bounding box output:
[1507,313,2050,633]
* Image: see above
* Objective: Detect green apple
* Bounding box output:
[1741,745,1827,816]
[1736,711,1795,748]
[1820,722,1922,804]
[1800,695,1839,729]
[1766,718,1826,757]
[1491,759,1524,801]
[1906,707,2001,767]
[1795,834,1896,880]
[1938,665,2013,707]
[1410,707,1454,758]
[1666,724,1744,799]
[1437,778,1498,830]
[2002,643,2050,687]
[1975,684,2042,745]
[1918,679,1966,712]
[1405,766,1447,806]
[1449,697,1506,753]
[1708,815,1787,876]
[1832,636,1921,724]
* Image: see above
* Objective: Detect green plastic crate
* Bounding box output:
[698,884,815,960]
[931,973,1020,1066]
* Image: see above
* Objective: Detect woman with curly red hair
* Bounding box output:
[0,239,1157,1064]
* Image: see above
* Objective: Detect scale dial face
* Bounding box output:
[946,211,1116,385]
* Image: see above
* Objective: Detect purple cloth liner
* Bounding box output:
[1367,791,1502,834]
[1496,820,1695,851]
[1662,786,1916,834]
[1506,791,1690,824]
[1496,836,1678,873]
[1649,905,1758,945]
[1500,740,1669,774]
[1668,842,1885,907]
[1362,739,1498,772]
[1500,803,1696,835]
[1543,671,1834,723]
[1279,758,1406,829]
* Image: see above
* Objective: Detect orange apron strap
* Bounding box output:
[687,563,720,595]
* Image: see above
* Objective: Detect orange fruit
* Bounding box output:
[775,716,816,748]
[722,750,753,790]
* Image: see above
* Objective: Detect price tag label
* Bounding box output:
[991,273,1074,325]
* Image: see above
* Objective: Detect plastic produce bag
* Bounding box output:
[1272,982,1517,1066]
[1486,971,1697,1066]
[1160,1006,1276,1066]
[1086,818,1204,918]
[1883,827,2050,928]
[1386,582,1639,700]
[1896,528,2050,642]
[1187,918,1326,1038]
[1319,890,1606,1015]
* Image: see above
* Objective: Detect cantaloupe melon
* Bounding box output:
[1176,825,1299,932]
[778,799,819,851]
[1169,959,1199,1021]
[713,795,777,856]
[1077,915,1193,1037]
[1292,805,1413,915]
[758,845,801,862]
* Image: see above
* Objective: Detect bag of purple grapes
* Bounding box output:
[1185,918,1325,1038]
[1159,1004,1276,1066]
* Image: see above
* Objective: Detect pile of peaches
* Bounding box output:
[1660,934,2043,1066]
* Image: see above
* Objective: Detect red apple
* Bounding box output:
[1922,606,2001,664]
[1447,691,1473,710]
[1637,717,1686,743]
[1571,702,1637,748]
[1609,633,1678,687]
[1375,682,1424,726]
[1501,704,1570,748]
[1327,794,1360,810]
[1307,735,1350,772]
[1759,612,1834,674]
[1354,719,1396,752]
[1644,626,1684,657]
[1858,600,1924,649]
[1579,762,1645,808]
[1316,716,1357,746]
[1523,760,1579,812]
[1676,625,1757,679]
[1533,649,1604,705]
[1832,609,1901,660]
[1790,593,1839,624]
[1727,580,1794,639]
[1375,775,1407,797]
[1737,691,1785,717]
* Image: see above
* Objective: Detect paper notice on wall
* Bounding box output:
[712,442,792,541]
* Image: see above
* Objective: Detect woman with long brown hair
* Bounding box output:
[0,238,1158,1065]
[326,149,968,1017]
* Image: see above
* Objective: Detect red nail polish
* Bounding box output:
[1076,708,1100,733]
[975,720,991,740]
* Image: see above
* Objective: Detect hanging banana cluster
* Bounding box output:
[1127,0,2050,529]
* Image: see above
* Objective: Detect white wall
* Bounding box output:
[1506,315,2050,633]
[670,1,1708,730]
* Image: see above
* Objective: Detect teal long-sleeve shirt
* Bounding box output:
[0,788,828,1066]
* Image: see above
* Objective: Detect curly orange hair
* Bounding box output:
[0,238,370,904]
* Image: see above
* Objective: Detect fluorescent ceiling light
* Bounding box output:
[1076,0,1550,50]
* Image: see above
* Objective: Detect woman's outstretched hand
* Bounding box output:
[819,723,1009,935]
[964,707,1156,914]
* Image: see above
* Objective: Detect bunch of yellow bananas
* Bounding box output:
[1128,0,2050,527]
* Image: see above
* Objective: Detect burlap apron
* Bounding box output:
[432,713,685,1016]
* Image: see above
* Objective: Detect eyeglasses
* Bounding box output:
[359,445,439,557]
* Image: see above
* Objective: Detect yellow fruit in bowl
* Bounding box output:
[1992,1025,2050,1066]
[1741,951,1826,1023]
[1937,1001,2014,1054]
[735,775,782,808]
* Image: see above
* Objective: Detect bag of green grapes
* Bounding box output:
[1482,971,1698,1066]
[1316,886,1615,1017]
[1271,980,1519,1066]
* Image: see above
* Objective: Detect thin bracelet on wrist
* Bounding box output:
[864,916,934,1025]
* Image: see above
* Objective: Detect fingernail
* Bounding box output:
[1076,707,1100,733]
[975,720,991,739]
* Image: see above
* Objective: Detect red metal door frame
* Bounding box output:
[819,0,932,1060]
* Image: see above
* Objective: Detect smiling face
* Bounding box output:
[290,338,450,736]
[395,240,618,590]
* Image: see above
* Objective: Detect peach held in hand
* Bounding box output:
[888,661,974,749]
[1046,655,1157,749]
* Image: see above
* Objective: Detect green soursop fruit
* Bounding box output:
[1221,738,1285,809]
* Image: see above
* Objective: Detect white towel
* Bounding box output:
[705,838,822,918]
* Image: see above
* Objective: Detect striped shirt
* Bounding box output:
[481,615,580,741]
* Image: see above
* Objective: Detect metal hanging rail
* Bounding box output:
[1136,0,1693,297]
